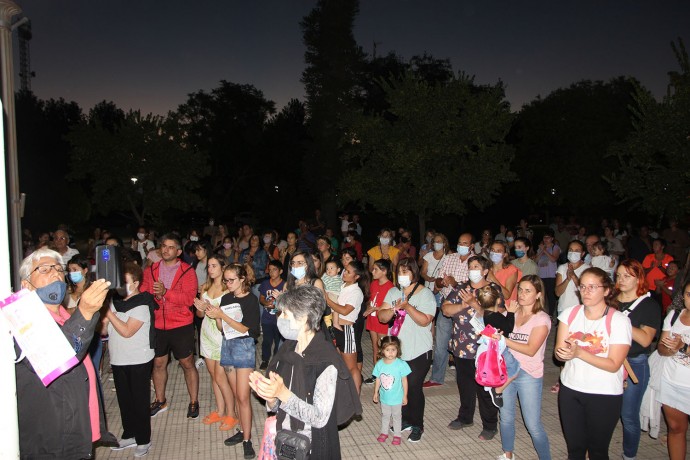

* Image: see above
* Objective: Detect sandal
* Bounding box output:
[550,383,560,394]
[202,411,222,425]
[377,434,388,443]
[391,436,401,445]
[219,416,239,431]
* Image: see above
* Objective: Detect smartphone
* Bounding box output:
[95,244,123,289]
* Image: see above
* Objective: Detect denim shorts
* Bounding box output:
[220,336,256,369]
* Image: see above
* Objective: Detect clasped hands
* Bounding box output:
[555,339,580,361]
[249,370,291,404]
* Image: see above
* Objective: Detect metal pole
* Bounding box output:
[0,2,22,458]
[0,0,21,291]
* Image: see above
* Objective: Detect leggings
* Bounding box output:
[558,384,623,460]
[381,403,403,436]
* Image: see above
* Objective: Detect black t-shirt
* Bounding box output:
[619,296,661,357]
[484,311,515,337]
[219,292,261,339]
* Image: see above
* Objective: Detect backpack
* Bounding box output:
[475,338,507,387]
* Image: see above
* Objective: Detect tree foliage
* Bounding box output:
[508,77,640,214]
[67,109,209,225]
[300,0,367,216]
[16,91,85,227]
[341,71,515,234]
[607,38,690,220]
[176,81,275,218]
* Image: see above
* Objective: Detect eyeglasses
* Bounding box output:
[31,264,66,276]
[54,236,67,241]
[223,277,238,284]
[578,284,604,293]
[290,261,306,267]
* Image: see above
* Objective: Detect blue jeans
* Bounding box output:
[430,293,452,383]
[621,354,650,458]
[500,371,551,459]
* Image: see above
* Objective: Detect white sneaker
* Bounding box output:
[497,454,515,460]
[111,438,136,450]
[195,358,205,369]
[134,442,152,457]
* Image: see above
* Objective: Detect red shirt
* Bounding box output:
[140,259,198,330]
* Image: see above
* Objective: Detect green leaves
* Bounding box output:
[340,71,515,221]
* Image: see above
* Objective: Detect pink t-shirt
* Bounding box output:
[507,310,551,378]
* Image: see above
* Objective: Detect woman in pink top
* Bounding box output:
[488,241,521,303]
[497,275,552,460]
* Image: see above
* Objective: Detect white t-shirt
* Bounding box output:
[337,283,363,323]
[107,304,155,366]
[60,247,80,262]
[661,310,690,388]
[558,305,632,395]
[135,239,155,261]
[590,255,615,279]
[383,286,436,361]
[556,263,590,313]
[422,251,446,289]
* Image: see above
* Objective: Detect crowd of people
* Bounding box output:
[13,213,690,460]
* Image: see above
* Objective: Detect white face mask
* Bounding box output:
[125,283,135,297]
[433,242,444,251]
[380,237,391,246]
[398,275,411,288]
[468,270,484,284]
[567,251,581,263]
[263,236,272,244]
[189,236,199,242]
[137,232,146,240]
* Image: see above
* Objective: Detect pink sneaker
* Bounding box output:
[392,436,402,445]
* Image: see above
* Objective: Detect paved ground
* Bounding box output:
[96,328,676,459]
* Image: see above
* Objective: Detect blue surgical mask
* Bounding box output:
[379,237,391,246]
[506,237,514,243]
[514,250,526,258]
[291,266,306,280]
[457,245,470,256]
[468,270,484,284]
[489,252,504,264]
[68,271,83,284]
[35,281,67,305]
[277,317,302,341]
[433,242,444,251]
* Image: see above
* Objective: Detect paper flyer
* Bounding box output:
[0,289,79,386]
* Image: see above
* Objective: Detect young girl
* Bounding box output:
[590,240,616,279]
[372,336,411,446]
[193,256,235,431]
[474,285,521,407]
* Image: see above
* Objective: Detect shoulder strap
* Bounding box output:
[621,292,651,317]
[604,306,614,336]
[671,309,682,326]
[567,305,583,325]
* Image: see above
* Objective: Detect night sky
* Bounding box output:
[15,1,690,115]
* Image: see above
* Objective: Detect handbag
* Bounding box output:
[258,416,277,460]
[275,429,311,460]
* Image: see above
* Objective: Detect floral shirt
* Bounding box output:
[447,281,505,360]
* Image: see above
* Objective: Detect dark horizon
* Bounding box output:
[14,0,690,115]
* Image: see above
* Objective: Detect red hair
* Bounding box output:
[616,259,648,297]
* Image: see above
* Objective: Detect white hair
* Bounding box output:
[19,248,64,280]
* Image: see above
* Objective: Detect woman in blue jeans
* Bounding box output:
[615,259,660,460]
[499,275,552,459]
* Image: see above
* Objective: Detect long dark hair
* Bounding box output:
[286,250,319,290]
[373,258,394,284]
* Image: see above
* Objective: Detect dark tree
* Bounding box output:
[300,0,367,221]
[508,77,641,217]
[176,81,275,218]
[607,38,690,221]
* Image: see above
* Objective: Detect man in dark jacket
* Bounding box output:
[16,248,110,459]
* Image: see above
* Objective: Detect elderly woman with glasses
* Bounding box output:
[15,248,111,459]
[555,267,632,460]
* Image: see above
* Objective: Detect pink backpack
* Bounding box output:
[475,338,507,387]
